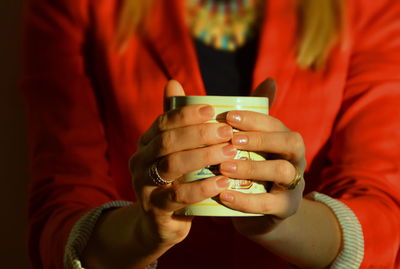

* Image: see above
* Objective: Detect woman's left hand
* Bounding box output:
[219,109,306,237]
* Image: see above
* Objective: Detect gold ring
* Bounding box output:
[285,167,303,190]
[149,159,174,186]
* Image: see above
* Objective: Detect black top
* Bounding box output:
[194,37,259,96]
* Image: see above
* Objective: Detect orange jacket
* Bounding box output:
[22,0,400,268]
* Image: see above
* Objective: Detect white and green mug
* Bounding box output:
[169,96,269,216]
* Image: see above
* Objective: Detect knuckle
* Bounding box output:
[243,160,256,178]
[157,114,168,131]
[198,181,213,197]
[198,125,209,143]
[160,131,174,153]
[271,117,286,130]
[256,133,267,149]
[174,226,189,239]
[171,187,188,204]
[177,107,189,124]
[202,148,214,164]
[275,161,295,180]
[288,132,304,152]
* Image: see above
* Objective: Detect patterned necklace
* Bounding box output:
[186,0,263,51]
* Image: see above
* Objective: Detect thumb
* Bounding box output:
[164,80,186,111]
[252,78,277,107]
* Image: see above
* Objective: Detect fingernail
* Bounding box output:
[216,177,230,188]
[220,192,234,202]
[199,105,214,117]
[220,162,237,173]
[218,125,232,139]
[227,112,241,123]
[232,134,248,145]
[222,144,237,156]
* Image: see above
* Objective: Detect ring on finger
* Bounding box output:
[284,167,303,190]
[149,159,174,186]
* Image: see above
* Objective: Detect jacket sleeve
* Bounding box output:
[317,1,400,267]
[22,0,120,267]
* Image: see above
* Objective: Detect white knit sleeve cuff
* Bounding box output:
[308,192,364,269]
[63,201,158,269]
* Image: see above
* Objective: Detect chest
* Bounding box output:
[88,0,352,187]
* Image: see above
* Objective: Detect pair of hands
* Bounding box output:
[129,79,306,250]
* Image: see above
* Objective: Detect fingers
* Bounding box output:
[144,123,233,158]
[140,104,215,146]
[140,79,217,146]
[219,188,303,218]
[220,159,297,187]
[226,110,287,132]
[220,130,305,189]
[157,143,237,181]
[150,176,230,212]
[231,131,305,165]
[164,80,185,111]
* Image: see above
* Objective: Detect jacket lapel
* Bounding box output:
[145,0,206,96]
[252,0,298,115]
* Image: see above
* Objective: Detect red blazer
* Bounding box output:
[22,0,400,268]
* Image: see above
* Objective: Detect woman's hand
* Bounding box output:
[82,80,235,269]
[215,105,342,269]
[129,80,235,250]
[218,80,306,237]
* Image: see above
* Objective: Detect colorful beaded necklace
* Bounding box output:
[186,0,263,51]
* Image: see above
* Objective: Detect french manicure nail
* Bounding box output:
[228,112,242,123]
[220,162,237,173]
[232,134,249,145]
[199,105,214,117]
[218,125,233,138]
[216,177,230,188]
[222,144,237,156]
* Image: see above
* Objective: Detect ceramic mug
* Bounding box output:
[169,95,269,216]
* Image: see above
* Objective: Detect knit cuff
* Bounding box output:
[63,201,158,269]
[309,192,364,269]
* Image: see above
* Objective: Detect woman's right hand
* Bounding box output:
[82,80,234,269]
[129,80,235,251]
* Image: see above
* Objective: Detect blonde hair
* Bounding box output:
[296,0,344,69]
[116,0,343,70]
[115,0,152,49]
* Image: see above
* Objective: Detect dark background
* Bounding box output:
[0,0,30,267]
